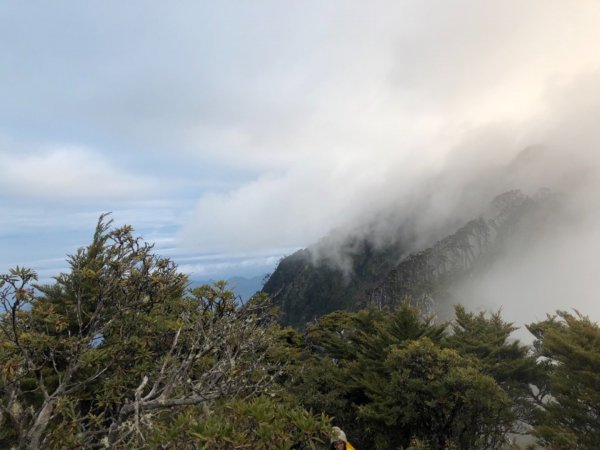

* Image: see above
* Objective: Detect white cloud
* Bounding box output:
[180,152,424,251]
[4,0,600,293]
[178,1,600,253]
[0,145,159,201]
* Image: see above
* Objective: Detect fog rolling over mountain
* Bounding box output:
[264,141,600,329]
[369,189,564,321]
[263,69,600,329]
[444,150,600,329]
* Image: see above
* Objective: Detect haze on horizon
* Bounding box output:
[2,1,600,324]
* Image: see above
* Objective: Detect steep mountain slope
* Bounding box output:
[263,237,407,326]
[263,189,560,327]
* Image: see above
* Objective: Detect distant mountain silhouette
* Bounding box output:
[190,274,266,302]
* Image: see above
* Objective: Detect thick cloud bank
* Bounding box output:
[180,1,600,250]
[3,1,600,307]
[179,1,600,323]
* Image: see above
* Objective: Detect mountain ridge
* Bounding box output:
[263,189,560,327]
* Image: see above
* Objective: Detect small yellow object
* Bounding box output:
[346,443,357,450]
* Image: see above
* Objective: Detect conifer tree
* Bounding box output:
[528,311,600,449]
[289,306,514,449]
[447,305,544,424]
[358,337,514,450]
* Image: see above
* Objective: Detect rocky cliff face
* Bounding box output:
[263,189,560,327]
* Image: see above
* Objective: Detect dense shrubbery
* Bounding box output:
[1,217,599,449]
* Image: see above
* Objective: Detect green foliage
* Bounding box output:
[359,337,514,449]
[4,214,600,450]
[283,305,514,449]
[0,216,318,449]
[150,395,331,449]
[447,305,544,423]
[298,306,444,447]
[528,311,600,449]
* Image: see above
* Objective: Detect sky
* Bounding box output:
[2,0,600,314]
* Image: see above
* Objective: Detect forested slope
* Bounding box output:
[1,214,598,449]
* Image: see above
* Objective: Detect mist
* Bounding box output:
[309,71,600,329]
[431,74,600,326]
[178,2,600,326]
